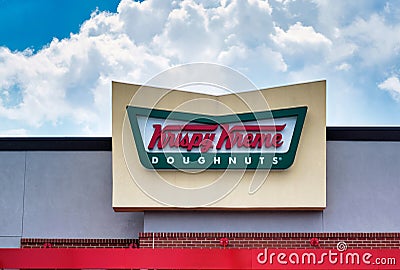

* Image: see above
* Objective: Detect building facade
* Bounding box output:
[2,129,400,250]
[1,81,400,269]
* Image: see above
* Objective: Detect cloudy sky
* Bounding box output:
[0,0,400,136]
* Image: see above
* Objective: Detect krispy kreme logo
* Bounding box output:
[126,106,307,170]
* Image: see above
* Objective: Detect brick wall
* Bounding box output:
[139,232,400,249]
[21,238,139,248]
[21,233,400,249]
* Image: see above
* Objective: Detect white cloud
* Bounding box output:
[0,0,288,136]
[335,63,351,71]
[270,22,332,70]
[340,14,400,67]
[1,0,400,135]
[271,22,332,47]
[379,76,400,102]
[118,0,174,44]
[152,0,275,63]
[0,4,171,135]
[0,129,27,137]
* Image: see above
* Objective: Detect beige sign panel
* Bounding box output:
[112,80,326,210]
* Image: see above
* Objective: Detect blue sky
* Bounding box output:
[0,0,400,136]
[0,0,120,51]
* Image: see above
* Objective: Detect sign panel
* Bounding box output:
[126,106,307,170]
[112,79,326,210]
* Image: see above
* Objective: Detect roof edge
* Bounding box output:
[0,127,399,151]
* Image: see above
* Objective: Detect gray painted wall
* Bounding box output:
[1,141,400,248]
[144,141,400,232]
[0,151,143,248]
[0,152,25,247]
[324,141,400,231]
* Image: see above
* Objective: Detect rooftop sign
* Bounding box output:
[112,63,326,210]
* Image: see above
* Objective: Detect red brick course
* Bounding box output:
[139,232,400,249]
[20,233,400,249]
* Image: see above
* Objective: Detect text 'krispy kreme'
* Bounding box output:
[147,124,286,153]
